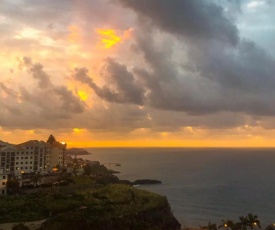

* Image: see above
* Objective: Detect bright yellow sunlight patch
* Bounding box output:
[96,29,122,48]
[78,90,89,101]
[73,128,81,133]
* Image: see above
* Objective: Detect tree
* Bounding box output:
[237,213,261,230]
[6,177,20,195]
[72,156,80,176]
[246,213,261,229]
[83,164,92,176]
[201,222,218,230]
[32,172,41,187]
[56,164,61,171]
[219,219,240,230]
[47,134,56,144]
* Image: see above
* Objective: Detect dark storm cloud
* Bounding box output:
[73,58,145,105]
[107,0,275,117]
[117,0,239,45]
[1,0,275,134]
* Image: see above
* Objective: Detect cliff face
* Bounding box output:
[0,184,180,230]
[41,201,180,230]
[41,184,181,230]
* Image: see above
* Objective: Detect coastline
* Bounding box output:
[81,148,275,226]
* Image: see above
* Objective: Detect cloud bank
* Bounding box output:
[1,0,275,145]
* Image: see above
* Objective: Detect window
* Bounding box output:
[3,176,5,179]
[2,182,5,185]
[25,157,28,159]
[25,167,28,169]
[2,190,4,194]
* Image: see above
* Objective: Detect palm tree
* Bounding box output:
[219,219,239,230]
[246,213,261,229]
[238,215,249,230]
[201,222,218,230]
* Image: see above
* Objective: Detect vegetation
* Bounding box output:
[72,156,80,176]
[201,213,263,230]
[12,223,30,230]
[83,163,92,176]
[6,177,20,195]
[32,172,42,187]
[46,134,56,144]
[89,161,111,174]
[0,184,180,229]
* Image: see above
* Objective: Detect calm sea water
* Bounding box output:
[83,148,275,227]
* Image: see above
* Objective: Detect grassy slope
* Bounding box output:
[0,184,168,224]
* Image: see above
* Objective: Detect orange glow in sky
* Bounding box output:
[96,29,122,48]
[68,25,82,43]
[77,90,89,101]
[1,0,275,149]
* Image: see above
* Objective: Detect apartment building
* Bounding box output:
[17,140,49,175]
[0,139,66,176]
[0,167,8,195]
[47,141,66,170]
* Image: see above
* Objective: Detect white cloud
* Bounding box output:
[247,1,266,9]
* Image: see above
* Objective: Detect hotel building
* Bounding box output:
[0,167,8,195]
[0,139,66,176]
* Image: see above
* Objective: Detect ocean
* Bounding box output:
[83,148,275,227]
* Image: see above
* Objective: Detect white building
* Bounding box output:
[0,167,8,195]
[0,139,66,176]
[17,140,49,175]
[46,141,66,171]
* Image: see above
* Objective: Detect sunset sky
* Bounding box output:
[1,0,275,147]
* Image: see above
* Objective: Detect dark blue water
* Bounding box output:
[84,148,275,227]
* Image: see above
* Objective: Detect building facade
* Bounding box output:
[0,167,8,195]
[46,142,66,171]
[0,139,66,176]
